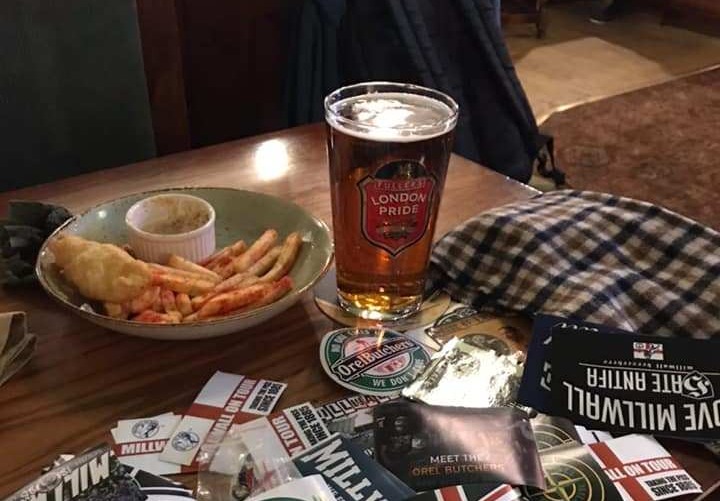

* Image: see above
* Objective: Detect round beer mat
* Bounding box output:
[313,267,451,330]
[319,327,432,396]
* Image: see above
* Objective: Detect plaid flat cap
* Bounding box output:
[428,190,720,338]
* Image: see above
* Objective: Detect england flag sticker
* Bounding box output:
[633,342,664,360]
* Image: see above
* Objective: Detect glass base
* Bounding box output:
[337,290,422,322]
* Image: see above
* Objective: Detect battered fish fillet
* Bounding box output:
[49,235,151,303]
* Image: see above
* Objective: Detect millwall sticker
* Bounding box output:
[320,328,431,396]
[551,328,720,439]
[293,435,415,501]
[358,160,436,256]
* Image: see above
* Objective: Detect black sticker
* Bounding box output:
[6,445,146,501]
[373,400,545,491]
[293,434,415,501]
[551,328,720,439]
[518,314,629,413]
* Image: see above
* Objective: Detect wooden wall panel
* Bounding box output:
[180,0,301,147]
[135,0,191,154]
[661,0,720,36]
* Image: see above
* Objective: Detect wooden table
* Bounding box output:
[0,124,717,498]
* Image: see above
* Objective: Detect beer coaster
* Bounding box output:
[319,328,432,396]
[313,267,451,330]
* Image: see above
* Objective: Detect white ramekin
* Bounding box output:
[125,194,216,263]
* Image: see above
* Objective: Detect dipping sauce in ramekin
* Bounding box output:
[125,193,216,263]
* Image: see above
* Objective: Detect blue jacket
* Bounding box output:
[285,0,545,183]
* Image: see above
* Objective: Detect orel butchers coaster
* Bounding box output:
[551,328,720,439]
[320,328,431,396]
[373,400,545,491]
[518,314,630,414]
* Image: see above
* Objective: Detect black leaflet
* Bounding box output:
[373,400,544,491]
[551,328,720,439]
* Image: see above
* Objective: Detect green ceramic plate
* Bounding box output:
[36,187,333,340]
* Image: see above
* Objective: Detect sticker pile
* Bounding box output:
[519,314,720,441]
[5,307,713,501]
[5,445,195,501]
[310,311,707,501]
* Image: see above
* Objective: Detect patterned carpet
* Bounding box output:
[541,67,720,230]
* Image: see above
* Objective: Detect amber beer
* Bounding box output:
[325,82,458,320]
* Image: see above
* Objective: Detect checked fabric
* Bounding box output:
[428,190,720,338]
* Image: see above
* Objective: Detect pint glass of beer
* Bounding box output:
[324,82,459,320]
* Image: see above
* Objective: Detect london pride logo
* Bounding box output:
[320,328,431,396]
[358,160,436,256]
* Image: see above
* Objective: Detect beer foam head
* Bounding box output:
[326,91,458,142]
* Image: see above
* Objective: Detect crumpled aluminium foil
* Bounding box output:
[402,336,524,408]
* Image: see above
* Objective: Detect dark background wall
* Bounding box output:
[3,0,716,183]
[0,0,156,190]
[137,0,301,155]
